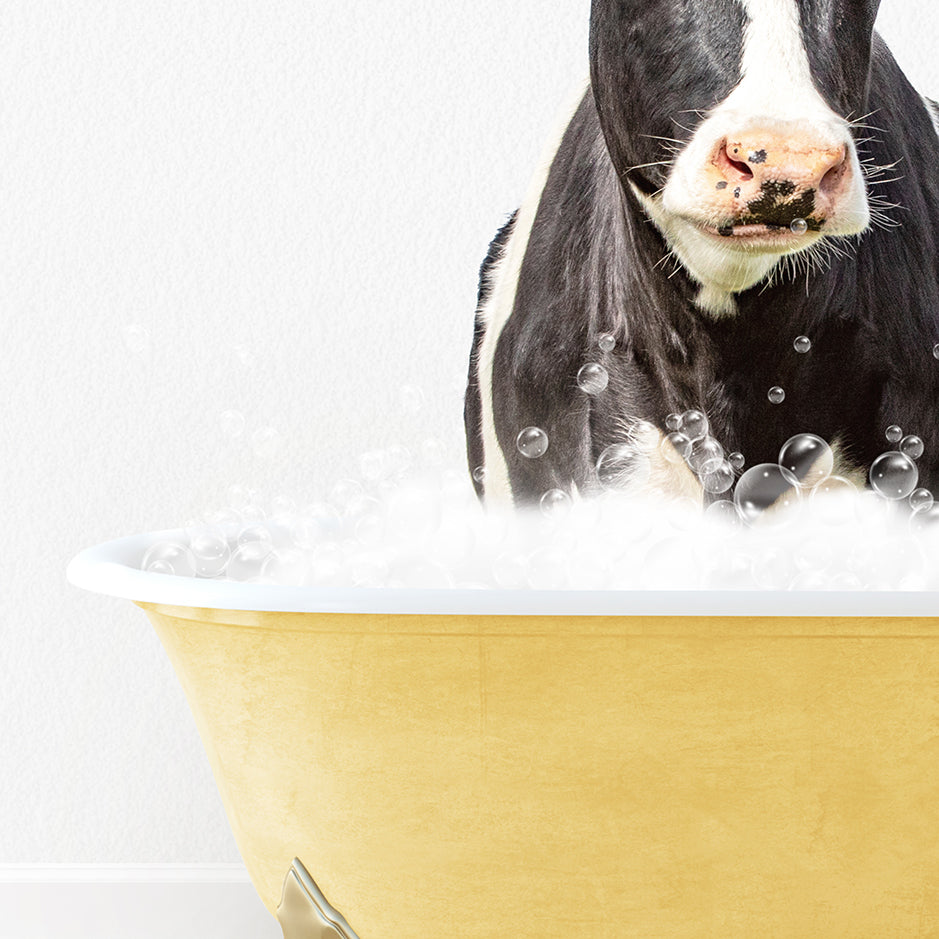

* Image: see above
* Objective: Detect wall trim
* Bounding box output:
[0,864,280,939]
[0,862,251,883]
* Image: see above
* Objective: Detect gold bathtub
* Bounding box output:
[69,533,939,937]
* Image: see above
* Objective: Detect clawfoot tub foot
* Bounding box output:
[276,859,362,939]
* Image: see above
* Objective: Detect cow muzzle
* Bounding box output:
[661,117,869,251]
[706,126,852,237]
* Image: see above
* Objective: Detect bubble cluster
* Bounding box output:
[147,446,939,593]
[678,409,708,441]
[146,403,938,593]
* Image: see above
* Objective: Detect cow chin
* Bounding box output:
[633,182,870,317]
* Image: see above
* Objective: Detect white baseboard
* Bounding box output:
[0,865,282,939]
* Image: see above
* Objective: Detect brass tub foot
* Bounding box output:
[276,858,361,939]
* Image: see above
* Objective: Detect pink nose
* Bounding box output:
[710,128,851,224]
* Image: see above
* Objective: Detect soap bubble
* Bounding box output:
[793,335,812,354]
[387,482,442,540]
[262,548,312,586]
[309,541,344,584]
[910,488,934,512]
[251,426,283,460]
[665,413,681,432]
[734,463,801,524]
[794,537,832,571]
[386,445,413,478]
[689,436,724,475]
[702,461,735,494]
[910,502,939,536]
[662,432,692,464]
[767,386,786,405]
[238,503,266,525]
[227,484,254,511]
[596,443,651,490]
[885,425,903,444]
[900,435,924,460]
[778,434,833,485]
[810,475,858,524]
[598,333,616,353]
[291,503,342,548]
[343,493,381,529]
[517,427,549,459]
[540,489,572,518]
[526,546,573,590]
[728,451,745,471]
[870,451,919,500]
[751,546,798,590]
[141,541,196,577]
[219,410,245,438]
[330,478,364,507]
[399,384,425,414]
[122,324,151,355]
[704,499,740,525]
[472,465,487,484]
[202,507,241,528]
[270,495,297,518]
[396,558,453,590]
[190,531,231,577]
[359,450,390,482]
[934,343,939,360]
[421,437,446,468]
[790,218,809,235]
[492,552,529,589]
[237,524,272,546]
[355,510,385,546]
[231,344,255,369]
[678,409,709,442]
[350,550,391,587]
[227,541,273,580]
[577,363,610,395]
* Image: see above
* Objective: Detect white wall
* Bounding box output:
[0,0,935,884]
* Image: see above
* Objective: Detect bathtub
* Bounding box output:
[69,530,939,937]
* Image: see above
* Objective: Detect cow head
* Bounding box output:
[590,0,880,314]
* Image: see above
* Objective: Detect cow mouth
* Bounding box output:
[698,221,820,246]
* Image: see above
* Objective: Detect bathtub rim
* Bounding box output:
[66,529,939,617]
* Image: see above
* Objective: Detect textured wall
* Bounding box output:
[1,0,935,863]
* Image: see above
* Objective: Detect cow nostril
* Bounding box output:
[820,158,847,196]
[718,143,755,183]
[728,156,754,180]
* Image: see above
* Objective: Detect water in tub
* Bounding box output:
[138,395,939,591]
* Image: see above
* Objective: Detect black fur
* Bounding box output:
[464,211,517,497]
[466,6,939,506]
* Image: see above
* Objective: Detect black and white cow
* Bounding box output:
[464,0,939,508]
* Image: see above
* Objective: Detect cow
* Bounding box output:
[464,0,939,512]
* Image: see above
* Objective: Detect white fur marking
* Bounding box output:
[651,0,869,302]
[476,77,590,506]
